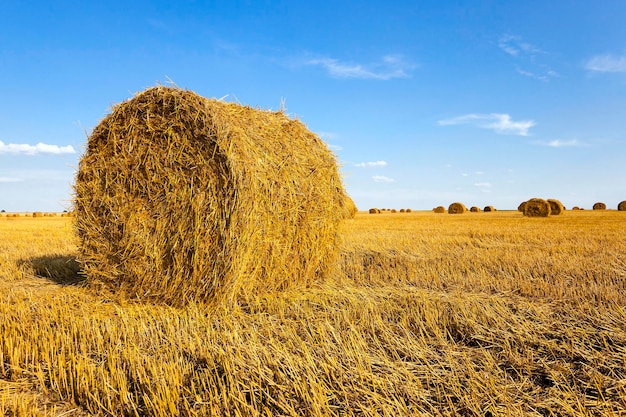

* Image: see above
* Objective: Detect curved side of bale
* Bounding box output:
[547,199,565,215]
[406,208,412,213]
[369,208,379,214]
[74,86,351,306]
[572,206,580,210]
[433,206,445,214]
[448,202,467,214]
[618,201,626,211]
[470,206,480,213]
[518,201,527,212]
[593,202,606,210]
[523,198,551,217]
[483,206,495,212]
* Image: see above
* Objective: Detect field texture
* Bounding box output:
[1,211,625,416]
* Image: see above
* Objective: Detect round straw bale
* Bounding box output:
[399,209,406,213]
[390,209,397,213]
[448,202,467,214]
[518,201,527,212]
[618,201,626,211]
[470,206,480,213]
[433,206,445,213]
[593,202,606,210]
[547,199,564,215]
[406,208,412,213]
[483,206,495,212]
[74,86,353,306]
[572,206,580,210]
[522,198,551,217]
[369,208,379,214]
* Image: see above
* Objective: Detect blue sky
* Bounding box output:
[1,1,625,212]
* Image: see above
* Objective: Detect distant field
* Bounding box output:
[1,211,625,416]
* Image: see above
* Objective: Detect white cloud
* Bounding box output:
[438,113,535,136]
[305,54,413,80]
[499,35,557,81]
[585,54,626,73]
[0,177,22,183]
[372,175,395,183]
[474,182,492,193]
[535,139,584,148]
[498,35,544,57]
[355,160,387,168]
[0,141,76,155]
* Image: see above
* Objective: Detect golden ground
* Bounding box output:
[1,211,625,416]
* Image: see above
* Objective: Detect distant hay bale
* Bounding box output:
[390,209,397,213]
[399,209,406,213]
[74,86,353,306]
[483,206,495,212]
[369,208,380,214]
[618,201,626,211]
[572,206,581,211]
[448,202,467,214]
[470,206,480,213]
[433,206,445,213]
[593,202,606,210]
[518,201,527,212]
[522,198,551,217]
[406,208,412,213]
[547,199,565,215]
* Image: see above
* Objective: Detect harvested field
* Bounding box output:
[2,212,625,416]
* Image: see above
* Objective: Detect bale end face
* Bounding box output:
[593,202,606,210]
[448,202,467,214]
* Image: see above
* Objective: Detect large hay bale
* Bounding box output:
[522,198,551,217]
[518,201,527,212]
[433,206,445,214]
[483,206,495,212]
[448,202,467,214]
[593,202,606,210]
[74,86,353,306]
[547,199,564,215]
[618,201,626,211]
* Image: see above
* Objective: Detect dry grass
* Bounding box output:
[74,86,352,307]
[2,212,626,416]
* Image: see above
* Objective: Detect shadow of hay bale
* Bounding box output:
[27,255,85,286]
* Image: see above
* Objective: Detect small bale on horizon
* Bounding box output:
[547,199,565,215]
[470,206,480,213]
[523,198,551,217]
[483,206,495,212]
[448,202,467,214]
[593,202,606,210]
[433,206,445,214]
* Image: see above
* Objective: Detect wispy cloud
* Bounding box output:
[355,160,387,168]
[438,113,535,136]
[498,35,557,81]
[372,175,395,183]
[585,54,626,73]
[0,177,22,183]
[498,35,544,57]
[534,139,585,148]
[474,182,492,193]
[305,54,414,80]
[0,141,76,155]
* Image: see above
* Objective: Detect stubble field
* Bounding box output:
[0,210,625,416]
